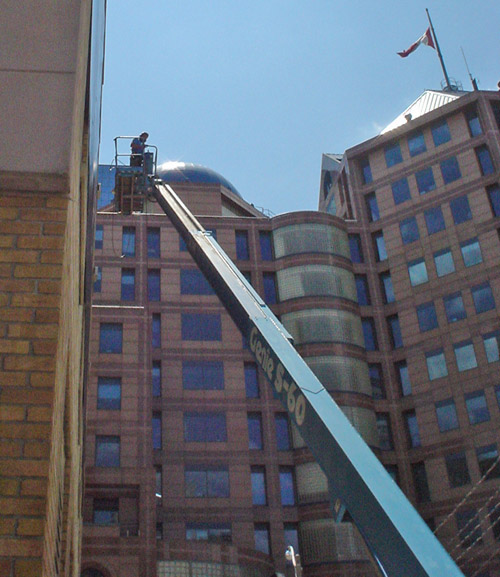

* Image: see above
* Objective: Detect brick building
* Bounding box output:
[0,2,105,576]
[83,88,500,577]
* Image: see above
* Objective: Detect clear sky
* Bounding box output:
[99,1,500,215]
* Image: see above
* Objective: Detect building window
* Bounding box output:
[95,225,103,249]
[93,498,119,525]
[450,195,472,224]
[443,292,466,323]
[152,361,161,397]
[148,269,161,301]
[248,412,263,449]
[424,206,445,235]
[373,231,387,261]
[487,184,500,217]
[152,314,161,348]
[156,522,163,540]
[440,157,461,184]
[404,410,421,448]
[415,167,436,194]
[355,275,371,306]
[385,142,403,167]
[369,363,385,399]
[456,510,481,548]
[408,131,426,157]
[251,466,267,505]
[254,523,271,555]
[465,391,490,425]
[348,234,364,263]
[434,248,455,277]
[244,363,259,398]
[476,444,500,480]
[156,466,163,501]
[476,145,495,175]
[426,349,448,380]
[472,282,495,314]
[445,452,470,487]
[186,523,232,543]
[99,323,122,354]
[387,314,403,349]
[380,271,395,304]
[284,523,300,556]
[466,108,482,137]
[182,360,224,390]
[179,235,188,252]
[181,313,222,341]
[263,272,278,304]
[431,119,451,146]
[121,268,135,301]
[376,413,393,450]
[235,230,250,260]
[279,467,296,505]
[122,226,135,257]
[275,413,291,450]
[359,156,373,184]
[152,413,162,449]
[95,435,120,467]
[417,301,438,332]
[180,269,214,295]
[395,360,411,396]
[185,466,230,498]
[97,377,121,410]
[400,217,419,245]
[411,462,431,503]
[259,231,273,261]
[483,331,500,363]
[454,340,478,372]
[93,266,102,293]
[408,258,428,286]
[435,398,459,432]
[184,412,227,442]
[147,227,160,258]
[460,238,482,267]
[366,192,380,221]
[362,317,378,351]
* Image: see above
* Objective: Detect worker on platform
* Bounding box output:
[130,132,149,166]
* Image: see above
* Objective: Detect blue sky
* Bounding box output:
[99,1,500,214]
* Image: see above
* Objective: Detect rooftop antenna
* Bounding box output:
[460,46,479,91]
[425,8,453,91]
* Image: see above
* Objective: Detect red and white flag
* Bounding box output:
[397,27,435,58]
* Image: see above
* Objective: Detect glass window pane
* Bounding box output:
[408,132,426,157]
[415,167,436,194]
[387,315,403,349]
[254,524,271,555]
[424,206,445,235]
[355,275,371,306]
[476,444,500,479]
[396,361,411,396]
[122,227,135,257]
[426,349,448,380]
[147,228,160,258]
[360,157,373,184]
[455,340,477,373]
[251,467,267,505]
[411,462,431,503]
[181,313,222,341]
[95,225,103,249]
[472,282,495,313]
[376,413,393,450]
[443,292,466,323]
[440,157,461,184]
[435,399,459,432]
[99,323,123,354]
[152,314,161,348]
[259,231,273,261]
[381,272,395,304]
[456,510,481,548]
[465,391,490,425]
[275,413,291,450]
[373,232,387,261]
[460,238,482,267]
[97,377,121,410]
[370,363,385,399]
[408,259,428,286]
[400,217,419,244]
[466,109,482,137]
[95,435,120,467]
[93,266,102,293]
[148,269,161,301]
[362,318,378,351]
[279,468,296,505]
[417,302,438,332]
[450,195,472,224]
[152,361,161,397]
[248,413,263,449]
[483,332,500,363]
[487,184,500,217]
[366,192,380,221]
[385,143,403,167]
[182,361,224,390]
[263,272,278,304]
[404,410,421,448]
[121,268,135,301]
[432,119,451,146]
[348,234,364,263]
[180,269,214,295]
[476,145,494,175]
[434,249,455,277]
[236,230,250,260]
[184,412,227,442]
[245,363,260,398]
[152,413,162,449]
[445,452,470,487]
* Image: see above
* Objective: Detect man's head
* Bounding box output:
[140,132,149,142]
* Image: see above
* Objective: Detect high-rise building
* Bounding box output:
[83,88,500,577]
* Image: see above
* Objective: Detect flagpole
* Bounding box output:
[425,8,452,91]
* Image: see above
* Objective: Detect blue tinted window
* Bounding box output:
[454,341,477,372]
[179,235,188,252]
[400,217,419,244]
[483,332,500,363]
[349,234,364,263]
[259,231,273,261]
[148,269,160,301]
[373,232,387,261]
[435,399,459,432]
[251,467,267,505]
[424,206,445,235]
[466,109,482,137]
[415,167,436,194]
[263,272,278,304]
[275,413,291,450]
[121,268,135,301]
[147,227,160,258]
[284,523,299,556]
[362,318,378,351]
[279,468,296,505]
[385,143,403,167]
[181,313,222,341]
[417,302,438,332]
[184,412,227,442]
[476,145,494,175]
[412,462,430,503]
[408,258,428,286]
[426,349,448,380]
[152,314,161,348]
[366,192,380,221]
[404,410,421,448]
[408,132,426,157]
[431,119,451,146]
[370,363,385,399]
[391,178,411,205]
[236,230,250,260]
[488,184,500,217]
[465,391,490,425]
[182,360,224,390]
[441,157,461,184]
[387,315,403,349]
[93,498,118,525]
[245,363,259,398]
[460,238,482,267]
[94,266,102,293]
[476,444,500,479]
[153,413,162,449]
[254,524,270,555]
[446,452,470,487]
[180,269,214,295]
[152,361,161,397]
[99,323,122,354]
[97,377,121,410]
[444,292,466,322]
[355,275,371,305]
[376,413,393,450]
[95,435,120,467]
[472,282,495,313]
[122,226,135,257]
[186,522,231,542]
[95,225,103,249]
[396,361,411,396]
[450,195,472,224]
[185,466,229,498]
[434,248,455,277]
[360,157,373,184]
[380,272,395,304]
[248,412,263,449]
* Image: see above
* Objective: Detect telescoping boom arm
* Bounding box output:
[150,179,464,577]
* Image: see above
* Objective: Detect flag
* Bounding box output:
[397,27,435,58]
